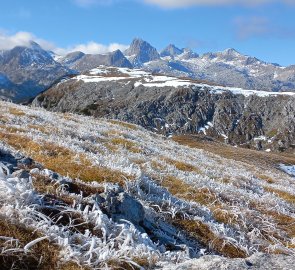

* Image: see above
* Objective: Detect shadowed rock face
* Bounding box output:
[62,50,132,72]
[160,44,184,58]
[32,67,295,153]
[124,38,160,66]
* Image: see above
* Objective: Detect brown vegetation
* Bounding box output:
[264,186,295,204]
[173,135,295,170]
[0,218,59,270]
[175,219,247,258]
[109,120,138,130]
[0,131,131,186]
[111,137,142,153]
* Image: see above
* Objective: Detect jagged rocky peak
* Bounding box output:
[179,48,199,60]
[216,48,246,61]
[160,44,183,57]
[124,38,160,65]
[26,40,44,50]
[222,48,242,56]
[0,41,56,67]
[108,49,133,68]
[60,51,85,65]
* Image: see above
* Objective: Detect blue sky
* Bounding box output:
[0,0,294,65]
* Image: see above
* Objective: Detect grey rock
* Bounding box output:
[95,189,144,225]
[12,169,30,179]
[30,168,40,174]
[17,157,33,166]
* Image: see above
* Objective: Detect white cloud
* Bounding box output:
[0,31,55,51]
[143,0,294,8]
[57,42,129,55]
[0,31,128,55]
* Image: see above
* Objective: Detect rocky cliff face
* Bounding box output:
[32,67,295,153]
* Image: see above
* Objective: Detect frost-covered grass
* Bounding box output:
[0,101,295,268]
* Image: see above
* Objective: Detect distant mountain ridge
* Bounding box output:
[1,38,295,102]
[58,38,295,92]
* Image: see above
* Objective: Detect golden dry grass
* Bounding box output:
[0,115,9,123]
[157,175,217,206]
[8,107,26,116]
[28,124,52,134]
[0,131,131,186]
[164,157,201,173]
[173,135,295,170]
[111,137,142,153]
[256,174,276,184]
[109,120,138,130]
[151,160,166,171]
[0,218,60,270]
[0,124,26,133]
[59,262,90,270]
[264,186,295,204]
[175,219,247,258]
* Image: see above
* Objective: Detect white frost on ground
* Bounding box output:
[280,164,295,177]
[1,101,295,268]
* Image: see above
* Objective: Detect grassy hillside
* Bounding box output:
[0,101,294,269]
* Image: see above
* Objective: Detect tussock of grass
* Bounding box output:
[151,160,166,171]
[32,173,60,195]
[59,262,90,270]
[160,175,216,206]
[0,218,59,270]
[28,124,52,134]
[212,207,240,226]
[164,158,201,173]
[175,219,247,258]
[0,115,9,123]
[265,186,295,204]
[32,172,105,198]
[111,137,141,153]
[0,125,26,133]
[257,174,276,184]
[8,107,26,116]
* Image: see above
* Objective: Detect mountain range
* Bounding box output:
[1,38,295,102]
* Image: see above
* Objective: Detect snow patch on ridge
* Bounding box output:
[75,66,295,98]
